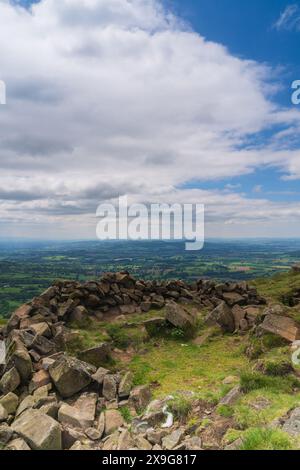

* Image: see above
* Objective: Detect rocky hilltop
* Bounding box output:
[1,271,300,451]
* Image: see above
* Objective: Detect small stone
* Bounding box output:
[29,370,51,393]
[222,376,239,385]
[85,427,102,441]
[162,429,185,450]
[135,435,152,450]
[225,438,243,450]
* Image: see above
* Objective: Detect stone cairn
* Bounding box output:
[0,272,266,451]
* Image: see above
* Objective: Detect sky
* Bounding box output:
[0,0,300,239]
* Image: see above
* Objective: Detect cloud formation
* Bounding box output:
[0,0,300,238]
[274,4,300,31]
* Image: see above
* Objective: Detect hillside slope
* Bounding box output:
[1,270,300,450]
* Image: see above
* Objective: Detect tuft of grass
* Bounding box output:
[260,359,293,377]
[240,371,300,394]
[168,394,193,421]
[106,323,146,350]
[217,404,234,418]
[119,406,132,423]
[240,427,293,451]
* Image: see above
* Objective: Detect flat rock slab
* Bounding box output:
[11,409,62,450]
[261,314,300,342]
[58,393,97,429]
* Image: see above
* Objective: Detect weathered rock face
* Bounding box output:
[58,393,97,429]
[0,392,18,415]
[282,408,300,436]
[104,409,125,436]
[205,302,235,333]
[11,410,62,450]
[0,367,20,394]
[165,301,196,333]
[260,313,300,342]
[49,356,95,398]
[78,343,111,368]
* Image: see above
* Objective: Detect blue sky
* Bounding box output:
[169,0,300,202]
[1,0,300,238]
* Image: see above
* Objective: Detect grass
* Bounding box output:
[240,427,293,450]
[240,371,300,394]
[253,271,300,304]
[168,394,193,421]
[119,405,132,423]
[128,334,249,397]
[217,404,234,418]
[234,387,300,429]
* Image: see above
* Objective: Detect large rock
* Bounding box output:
[260,314,300,342]
[6,437,31,451]
[205,302,235,333]
[0,404,8,422]
[49,355,95,398]
[104,409,124,436]
[222,292,244,306]
[0,392,18,415]
[0,367,20,394]
[165,301,196,333]
[162,429,185,450]
[103,374,117,401]
[6,304,32,333]
[11,409,62,450]
[118,371,133,398]
[12,346,32,382]
[220,385,241,405]
[78,343,111,368]
[0,424,13,445]
[283,408,300,436]
[129,385,151,412]
[58,393,97,429]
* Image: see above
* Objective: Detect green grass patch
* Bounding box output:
[216,404,234,418]
[240,371,300,394]
[168,394,193,421]
[240,427,293,451]
[129,334,249,397]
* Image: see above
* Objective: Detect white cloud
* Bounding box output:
[0,0,300,238]
[274,4,300,31]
